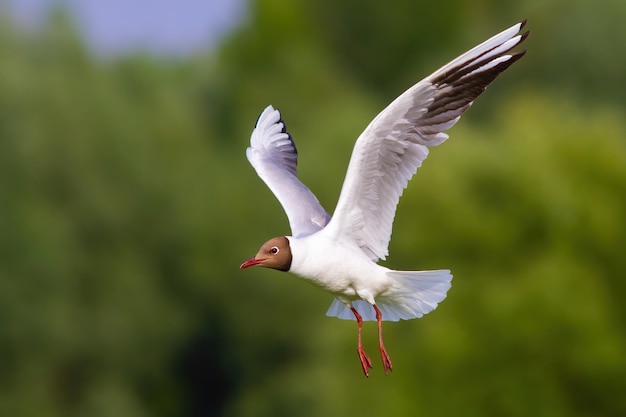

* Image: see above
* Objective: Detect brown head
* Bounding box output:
[240,236,292,272]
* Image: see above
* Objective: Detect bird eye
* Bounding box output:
[270,246,279,255]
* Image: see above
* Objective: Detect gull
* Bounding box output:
[240,20,528,376]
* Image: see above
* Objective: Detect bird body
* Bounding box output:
[240,20,529,376]
[287,233,451,322]
[288,232,392,300]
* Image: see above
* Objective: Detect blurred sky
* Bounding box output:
[6,0,246,55]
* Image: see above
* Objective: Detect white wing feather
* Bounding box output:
[247,106,331,238]
[323,21,528,260]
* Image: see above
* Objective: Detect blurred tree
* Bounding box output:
[0,9,207,417]
[219,0,626,111]
[303,0,467,97]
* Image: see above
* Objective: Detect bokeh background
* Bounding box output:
[1,0,625,416]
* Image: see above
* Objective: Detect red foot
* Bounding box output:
[351,306,373,377]
[351,304,394,376]
[374,305,393,374]
[357,346,373,377]
[379,344,393,374]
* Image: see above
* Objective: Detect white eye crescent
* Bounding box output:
[270,246,279,255]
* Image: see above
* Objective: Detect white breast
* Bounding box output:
[287,234,392,301]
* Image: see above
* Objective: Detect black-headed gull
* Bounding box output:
[241,21,528,376]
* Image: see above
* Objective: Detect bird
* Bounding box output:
[240,20,529,376]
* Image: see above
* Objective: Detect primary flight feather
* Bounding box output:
[241,20,529,376]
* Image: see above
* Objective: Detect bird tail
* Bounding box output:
[326,270,452,322]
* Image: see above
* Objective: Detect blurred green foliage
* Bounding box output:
[0,1,625,416]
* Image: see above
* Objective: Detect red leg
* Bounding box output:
[350,306,373,377]
[373,305,393,374]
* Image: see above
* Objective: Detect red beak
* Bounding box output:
[240,257,263,269]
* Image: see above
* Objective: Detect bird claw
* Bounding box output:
[380,345,393,374]
[357,347,373,377]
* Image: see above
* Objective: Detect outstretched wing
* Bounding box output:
[246,105,331,238]
[323,21,529,260]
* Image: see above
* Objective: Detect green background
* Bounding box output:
[1,0,625,416]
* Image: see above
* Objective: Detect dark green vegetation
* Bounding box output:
[1,1,625,416]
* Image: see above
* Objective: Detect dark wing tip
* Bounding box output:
[508,49,527,65]
[278,114,290,135]
[519,30,531,44]
[255,105,291,137]
[520,18,528,30]
[252,105,299,171]
[423,26,529,121]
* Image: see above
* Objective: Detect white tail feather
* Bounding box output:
[326,270,452,322]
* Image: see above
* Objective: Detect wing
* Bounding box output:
[323,21,529,260]
[246,105,331,238]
